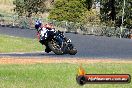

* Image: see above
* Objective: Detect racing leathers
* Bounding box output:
[39,26,56,53]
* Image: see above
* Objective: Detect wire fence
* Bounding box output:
[0,14,132,38]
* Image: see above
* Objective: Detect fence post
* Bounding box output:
[120,26,123,38]
[12,15,15,27]
[65,21,67,32]
[92,25,94,35]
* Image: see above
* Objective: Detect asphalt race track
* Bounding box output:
[1,26,132,59]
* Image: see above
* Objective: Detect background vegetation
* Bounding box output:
[0,0,14,14]
[0,0,132,28]
[13,0,47,17]
[48,0,97,24]
[48,0,87,23]
[100,0,132,28]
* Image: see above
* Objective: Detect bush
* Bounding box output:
[48,0,87,23]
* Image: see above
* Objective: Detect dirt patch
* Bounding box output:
[0,57,132,64]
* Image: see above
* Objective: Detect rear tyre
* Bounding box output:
[48,40,63,55]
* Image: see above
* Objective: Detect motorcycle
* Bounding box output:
[38,30,77,55]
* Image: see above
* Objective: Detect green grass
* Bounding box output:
[0,63,131,88]
[0,35,43,52]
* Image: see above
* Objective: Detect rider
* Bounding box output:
[39,23,56,43]
[35,20,56,53]
[35,20,70,53]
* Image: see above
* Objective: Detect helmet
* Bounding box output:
[35,19,42,29]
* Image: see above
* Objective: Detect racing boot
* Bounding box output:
[45,46,51,53]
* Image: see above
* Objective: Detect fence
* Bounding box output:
[0,14,131,38]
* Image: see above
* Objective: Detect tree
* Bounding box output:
[100,0,132,28]
[123,0,132,28]
[48,0,87,23]
[85,0,93,10]
[13,0,47,17]
[81,9,100,25]
[114,0,132,28]
[100,0,116,22]
[48,0,95,23]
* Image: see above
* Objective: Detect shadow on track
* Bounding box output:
[0,52,80,58]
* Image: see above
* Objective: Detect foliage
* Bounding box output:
[100,0,132,28]
[13,0,47,17]
[84,0,93,10]
[123,0,132,28]
[0,0,13,5]
[48,0,94,23]
[115,0,132,28]
[81,9,100,25]
[100,0,115,22]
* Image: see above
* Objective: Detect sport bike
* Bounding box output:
[39,30,77,55]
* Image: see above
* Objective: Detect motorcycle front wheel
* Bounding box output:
[69,48,77,55]
[48,40,64,55]
[67,44,77,55]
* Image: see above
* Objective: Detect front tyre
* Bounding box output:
[69,48,77,55]
[48,40,63,55]
[67,44,77,55]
